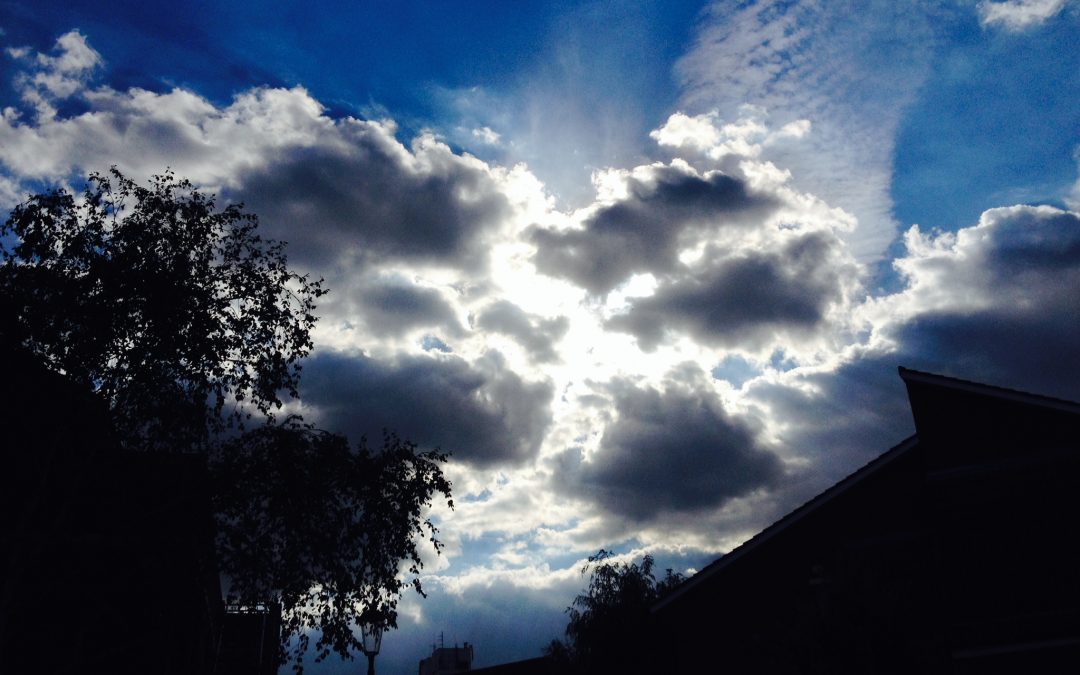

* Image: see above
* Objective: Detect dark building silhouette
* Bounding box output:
[419,641,474,675]
[218,603,283,675]
[653,367,1080,673]
[2,347,222,673]
[1,342,279,674]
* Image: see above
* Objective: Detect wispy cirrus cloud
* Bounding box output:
[5,21,1080,673]
[675,0,950,260]
[978,0,1069,30]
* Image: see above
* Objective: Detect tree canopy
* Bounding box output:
[548,550,685,675]
[0,168,452,672]
[213,418,452,667]
[0,167,324,451]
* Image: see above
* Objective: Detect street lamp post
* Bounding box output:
[360,621,383,675]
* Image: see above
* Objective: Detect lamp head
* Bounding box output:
[360,621,383,656]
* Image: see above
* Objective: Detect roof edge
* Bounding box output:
[898,366,1080,416]
[653,434,919,613]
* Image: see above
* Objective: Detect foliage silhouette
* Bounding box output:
[212,417,452,669]
[0,167,325,451]
[0,169,453,672]
[547,550,684,675]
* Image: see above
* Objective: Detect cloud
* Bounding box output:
[472,126,501,145]
[472,300,569,364]
[5,30,102,121]
[650,108,811,164]
[859,204,1080,400]
[0,76,515,276]
[703,203,1080,527]
[325,274,467,341]
[301,349,554,467]
[867,205,1080,329]
[235,127,513,270]
[557,367,784,522]
[6,29,1080,671]
[529,161,777,294]
[978,0,1068,30]
[373,566,579,674]
[745,204,1080,496]
[745,355,918,492]
[676,0,948,260]
[606,231,856,351]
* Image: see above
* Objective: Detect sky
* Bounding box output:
[2,0,1080,672]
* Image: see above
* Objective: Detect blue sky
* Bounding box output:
[892,8,1080,231]
[3,1,1080,673]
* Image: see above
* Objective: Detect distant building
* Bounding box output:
[653,367,1080,673]
[419,642,474,675]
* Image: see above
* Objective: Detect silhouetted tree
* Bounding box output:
[0,167,325,451]
[547,550,684,675]
[1,169,453,672]
[212,418,452,669]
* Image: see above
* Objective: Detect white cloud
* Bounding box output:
[651,106,807,165]
[6,30,101,121]
[860,204,1080,351]
[676,0,949,261]
[648,111,723,152]
[978,0,1068,30]
[471,126,501,145]
[0,84,331,187]
[6,28,1080,670]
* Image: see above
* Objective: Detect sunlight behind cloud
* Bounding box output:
[3,12,1080,671]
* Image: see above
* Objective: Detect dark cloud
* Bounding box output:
[325,275,466,339]
[891,308,1080,403]
[748,356,916,486]
[749,306,1080,514]
[881,205,1080,401]
[607,232,850,350]
[529,164,777,294]
[472,300,569,363]
[744,206,1080,506]
[559,371,784,521]
[235,128,512,270]
[301,350,553,467]
[979,207,1080,276]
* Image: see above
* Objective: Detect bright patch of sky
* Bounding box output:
[2,1,1080,673]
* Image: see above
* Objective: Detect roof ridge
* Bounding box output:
[898,366,1080,415]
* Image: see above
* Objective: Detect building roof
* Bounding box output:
[653,366,1080,613]
[653,433,918,612]
[898,366,1080,418]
